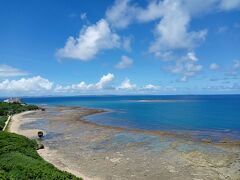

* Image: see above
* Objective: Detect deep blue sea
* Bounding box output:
[2,95,240,139]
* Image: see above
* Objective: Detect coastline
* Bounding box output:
[8,108,104,180]
[37,147,95,180]
[8,110,42,138]
[7,106,240,180]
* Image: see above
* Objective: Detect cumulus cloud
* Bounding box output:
[80,12,87,20]
[227,59,240,75]
[168,52,203,81]
[105,0,211,54]
[54,82,93,93]
[0,74,179,95]
[95,73,114,89]
[117,78,136,90]
[105,0,138,29]
[136,0,163,22]
[0,76,53,93]
[115,55,133,69]
[0,73,115,95]
[55,73,114,93]
[106,0,240,26]
[209,63,220,70]
[149,1,207,54]
[56,19,120,61]
[203,83,240,92]
[122,37,132,52]
[142,84,160,90]
[58,0,240,64]
[219,0,240,11]
[106,0,240,57]
[0,64,27,77]
[140,84,177,92]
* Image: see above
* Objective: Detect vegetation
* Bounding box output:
[0,102,39,131]
[0,116,7,130]
[0,102,81,179]
[0,102,39,116]
[0,131,81,179]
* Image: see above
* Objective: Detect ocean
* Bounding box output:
[5,95,240,179]
[16,95,240,138]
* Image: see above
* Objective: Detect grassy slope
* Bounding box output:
[0,116,7,130]
[0,102,39,117]
[0,131,81,180]
[0,102,39,131]
[0,102,81,180]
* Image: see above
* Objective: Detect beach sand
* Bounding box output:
[8,107,240,180]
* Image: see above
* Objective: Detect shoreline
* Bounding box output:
[8,108,103,180]
[78,108,240,146]
[37,147,95,180]
[8,106,240,146]
[7,106,240,179]
[8,110,42,138]
[79,117,240,146]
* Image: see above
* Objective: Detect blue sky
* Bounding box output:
[0,0,240,96]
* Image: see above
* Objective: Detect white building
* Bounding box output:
[3,97,22,103]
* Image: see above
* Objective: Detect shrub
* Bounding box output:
[0,131,81,179]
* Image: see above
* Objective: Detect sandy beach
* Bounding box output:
[8,108,103,180]
[8,106,240,180]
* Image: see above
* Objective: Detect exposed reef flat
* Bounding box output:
[9,106,240,180]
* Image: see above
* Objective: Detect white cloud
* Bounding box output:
[122,37,132,52]
[0,65,27,77]
[80,12,87,20]
[105,0,138,29]
[106,0,240,26]
[140,84,177,92]
[0,76,53,93]
[209,63,220,70]
[58,0,240,64]
[136,0,163,22]
[187,52,198,61]
[204,83,240,92]
[117,78,136,90]
[142,84,160,90]
[154,51,174,61]
[149,1,207,54]
[168,52,203,81]
[54,82,93,93]
[0,74,115,95]
[55,73,114,93]
[56,19,120,61]
[0,74,180,95]
[106,0,240,57]
[95,73,114,89]
[115,55,133,69]
[224,60,240,76]
[219,0,240,11]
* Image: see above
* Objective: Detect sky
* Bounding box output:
[0,0,240,96]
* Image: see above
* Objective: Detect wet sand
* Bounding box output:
[9,106,240,180]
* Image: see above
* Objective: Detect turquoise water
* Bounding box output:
[11,95,240,139]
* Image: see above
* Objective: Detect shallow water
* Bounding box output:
[19,95,240,140]
[16,107,240,180]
